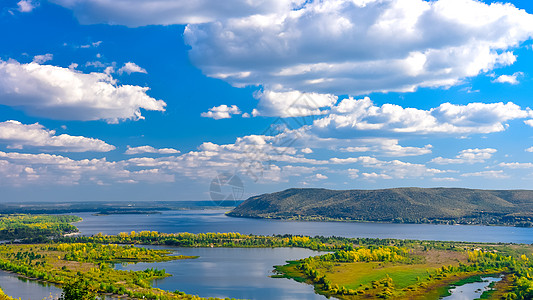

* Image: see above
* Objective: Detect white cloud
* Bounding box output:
[0,120,115,152]
[361,158,444,179]
[185,0,533,95]
[526,146,533,152]
[329,155,444,179]
[201,105,241,119]
[50,0,304,26]
[17,0,35,12]
[301,147,313,154]
[313,97,528,135]
[125,145,180,155]
[252,90,337,117]
[314,173,327,180]
[498,162,533,169]
[0,59,166,123]
[431,148,497,164]
[461,170,508,179]
[347,168,359,179]
[523,120,533,127]
[80,41,102,48]
[340,138,432,157]
[362,172,393,180]
[0,126,452,187]
[0,151,176,186]
[432,177,459,182]
[32,54,53,64]
[493,72,524,84]
[118,62,147,75]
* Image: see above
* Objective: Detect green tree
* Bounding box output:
[59,275,96,300]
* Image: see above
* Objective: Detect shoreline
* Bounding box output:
[226,212,533,228]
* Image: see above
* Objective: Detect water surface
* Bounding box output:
[441,276,502,300]
[115,246,327,300]
[0,270,61,300]
[74,210,533,243]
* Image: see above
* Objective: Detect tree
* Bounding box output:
[59,275,96,300]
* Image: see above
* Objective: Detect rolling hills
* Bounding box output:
[227,187,533,226]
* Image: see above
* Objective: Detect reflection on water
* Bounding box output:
[0,270,62,300]
[74,209,533,243]
[115,246,328,300]
[441,276,502,300]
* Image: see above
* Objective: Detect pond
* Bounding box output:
[441,276,503,300]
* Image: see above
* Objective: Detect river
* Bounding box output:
[74,209,533,243]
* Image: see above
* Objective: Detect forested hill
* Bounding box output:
[227,188,533,226]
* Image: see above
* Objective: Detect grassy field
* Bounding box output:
[275,244,533,299]
[324,249,466,290]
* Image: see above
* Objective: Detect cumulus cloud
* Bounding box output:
[340,138,432,157]
[32,54,53,64]
[0,59,166,123]
[201,104,241,119]
[0,151,176,186]
[314,173,327,180]
[328,155,444,179]
[17,0,36,12]
[431,148,497,164]
[362,172,393,180]
[301,147,313,154]
[360,157,445,179]
[50,0,304,26]
[0,120,115,152]
[493,72,524,84]
[185,0,533,95]
[432,177,459,182]
[461,170,508,179]
[118,62,147,75]
[313,97,528,135]
[499,162,533,169]
[524,120,533,127]
[252,90,337,117]
[125,145,180,155]
[0,126,453,187]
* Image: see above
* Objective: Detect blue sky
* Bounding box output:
[2,0,533,202]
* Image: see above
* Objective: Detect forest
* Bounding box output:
[229,187,533,226]
[0,214,80,240]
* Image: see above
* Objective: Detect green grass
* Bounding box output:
[320,262,432,290]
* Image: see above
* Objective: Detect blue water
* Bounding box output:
[74,209,533,243]
[115,246,328,300]
[442,276,502,300]
[0,270,62,300]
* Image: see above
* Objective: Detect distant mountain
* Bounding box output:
[228,188,533,226]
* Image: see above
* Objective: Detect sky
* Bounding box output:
[2,0,533,202]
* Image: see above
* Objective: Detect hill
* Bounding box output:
[227,188,533,226]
